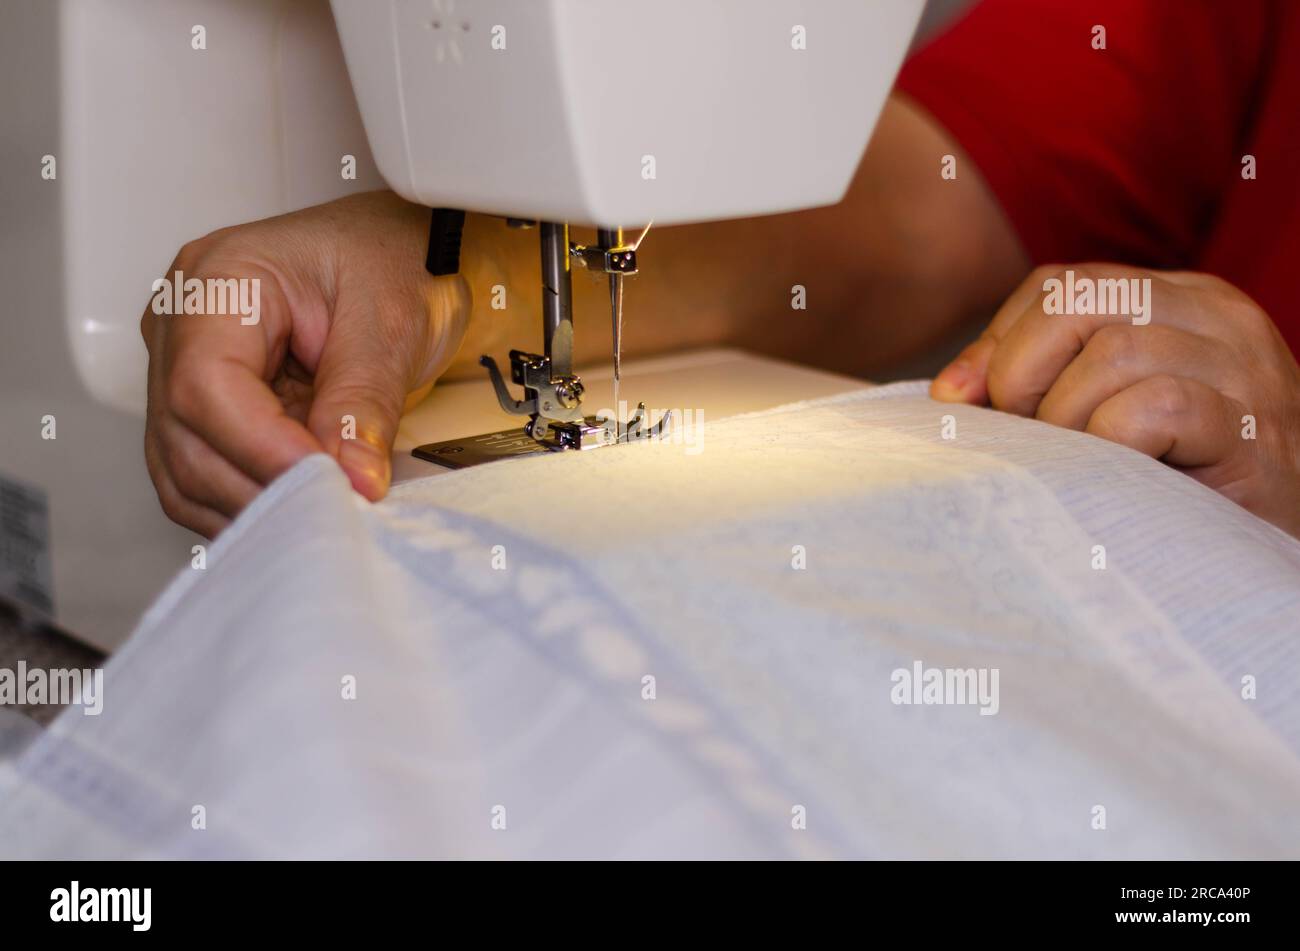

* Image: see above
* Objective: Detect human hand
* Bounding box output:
[931,264,1300,537]
[141,191,469,537]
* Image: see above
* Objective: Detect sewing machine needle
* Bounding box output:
[610,272,623,436]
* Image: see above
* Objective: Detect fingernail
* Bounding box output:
[339,438,391,501]
[932,361,974,401]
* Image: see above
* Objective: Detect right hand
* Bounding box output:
[140,191,470,538]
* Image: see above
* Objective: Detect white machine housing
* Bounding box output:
[331,0,924,226]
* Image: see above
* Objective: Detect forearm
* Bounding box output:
[446,95,1029,380]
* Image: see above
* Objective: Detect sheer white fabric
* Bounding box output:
[2,382,1298,858]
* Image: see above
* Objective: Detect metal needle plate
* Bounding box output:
[412,428,554,470]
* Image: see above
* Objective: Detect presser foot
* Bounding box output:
[608,402,673,444]
[530,400,672,449]
[412,354,673,470]
[412,405,674,471]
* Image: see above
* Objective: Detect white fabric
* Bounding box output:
[2,381,1299,858]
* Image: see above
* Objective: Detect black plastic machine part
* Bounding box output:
[425,207,466,276]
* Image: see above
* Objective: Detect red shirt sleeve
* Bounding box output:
[896,0,1274,269]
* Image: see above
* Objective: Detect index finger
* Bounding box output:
[149,286,323,485]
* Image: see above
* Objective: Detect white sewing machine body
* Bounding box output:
[0,0,922,649]
[331,0,920,227]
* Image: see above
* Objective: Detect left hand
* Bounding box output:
[931,264,1300,537]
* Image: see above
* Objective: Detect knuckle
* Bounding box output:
[1087,324,1140,370]
[1231,299,1272,337]
[159,436,202,499]
[1190,274,1271,336]
[153,476,187,527]
[1031,263,1068,283]
[176,234,218,269]
[143,432,166,490]
[1027,263,1070,299]
[174,240,201,268]
[163,355,212,426]
[1193,271,1236,297]
[1145,374,1188,419]
[985,349,1035,413]
[1091,402,1143,447]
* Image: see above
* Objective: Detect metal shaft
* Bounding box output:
[539,222,573,376]
[597,227,625,428]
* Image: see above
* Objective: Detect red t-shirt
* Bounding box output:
[896,0,1300,356]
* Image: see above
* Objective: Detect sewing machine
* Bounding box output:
[329,0,924,465]
[0,0,923,648]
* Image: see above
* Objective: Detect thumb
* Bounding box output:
[308,278,467,500]
[308,333,407,501]
[931,334,997,404]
